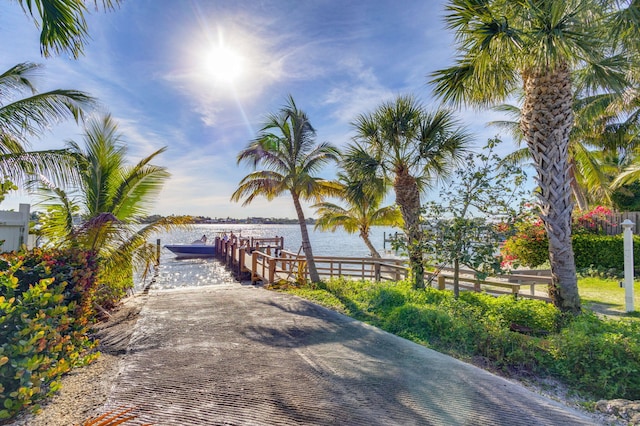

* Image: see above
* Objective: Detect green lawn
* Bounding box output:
[579,277,640,316]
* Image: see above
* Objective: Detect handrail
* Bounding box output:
[217,241,550,301]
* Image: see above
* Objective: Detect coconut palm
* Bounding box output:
[430,0,638,313]
[38,115,185,306]
[232,95,340,283]
[348,95,470,288]
[313,162,403,258]
[0,62,94,187]
[16,0,120,58]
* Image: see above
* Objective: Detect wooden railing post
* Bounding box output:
[238,247,245,275]
[437,275,445,290]
[251,251,259,283]
[156,238,161,266]
[268,257,276,284]
[374,261,381,282]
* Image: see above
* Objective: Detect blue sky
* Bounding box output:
[0,0,513,219]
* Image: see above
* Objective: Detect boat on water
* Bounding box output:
[164,243,216,258]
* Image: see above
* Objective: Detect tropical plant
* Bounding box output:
[348,95,470,288]
[16,0,121,58]
[37,115,185,307]
[493,91,640,211]
[430,0,638,313]
[313,157,403,258]
[232,95,340,283]
[0,62,94,188]
[419,138,527,297]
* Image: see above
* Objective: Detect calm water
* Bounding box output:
[140,224,403,291]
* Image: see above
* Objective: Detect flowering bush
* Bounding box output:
[502,206,624,269]
[0,249,100,419]
[501,217,548,268]
[573,206,615,235]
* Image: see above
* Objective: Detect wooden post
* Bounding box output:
[156,239,161,266]
[268,258,276,284]
[437,275,445,290]
[238,247,245,275]
[230,242,237,268]
[374,261,381,282]
[251,251,259,283]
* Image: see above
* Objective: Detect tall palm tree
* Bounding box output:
[38,115,184,306]
[232,95,340,283]
[16,0,120,58]
[313,165,403,258]
[430,0,637,314]
[0,62,94,187]
[348,95,470,288]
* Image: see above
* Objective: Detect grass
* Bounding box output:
[578,277,640,316]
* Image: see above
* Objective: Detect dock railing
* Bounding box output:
[428,267,552,301]
[213,236,551,301]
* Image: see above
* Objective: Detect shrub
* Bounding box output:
[547,313,640,399]
[0,249,100,420]
[501,219,548,268]
[501,206,619,268]
[459,292,562,333]
[573,233,640,271]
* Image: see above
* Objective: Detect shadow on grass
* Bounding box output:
[582,299,638,318]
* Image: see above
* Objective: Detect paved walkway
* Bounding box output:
[104,282,598,425]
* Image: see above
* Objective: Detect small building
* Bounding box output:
[0,204,30,252]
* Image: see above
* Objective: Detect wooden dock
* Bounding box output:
[211,235,551,301]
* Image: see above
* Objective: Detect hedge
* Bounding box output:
[0,249,100,420]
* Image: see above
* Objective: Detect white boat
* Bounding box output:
[164,243,215,258]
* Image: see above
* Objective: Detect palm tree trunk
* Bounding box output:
[394,169,425,288]
[360,231,381,258]
[291,192,320,283]
[521,63,581,314]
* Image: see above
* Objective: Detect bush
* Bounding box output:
[501,220,549,268]
[459,292,562,333]
[0,249,100,420]
[573,233,640,271]
[501,206,620,269]
[547,313,640,399]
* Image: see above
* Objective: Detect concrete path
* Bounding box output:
[104,283,598,425]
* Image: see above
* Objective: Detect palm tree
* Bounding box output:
[313,165,403,258]
[232,95,340,283]
[0,62,94,187]
[16,0,120,58]
[38,115,184,306]
[430,0,637,314]
[348,95,470,288]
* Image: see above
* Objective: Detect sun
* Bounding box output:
[203,45,245,84]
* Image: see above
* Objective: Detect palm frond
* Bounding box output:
[0,89,95,145]
[110,148,169,219]
[17,0,121,59]
[231,170,287,205]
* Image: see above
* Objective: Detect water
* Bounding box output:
[141,224,403,291]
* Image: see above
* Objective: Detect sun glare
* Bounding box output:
[204,45,245,83]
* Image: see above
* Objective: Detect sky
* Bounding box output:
[0,0,515,219]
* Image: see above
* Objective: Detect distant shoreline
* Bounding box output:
[141,215,316,225]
